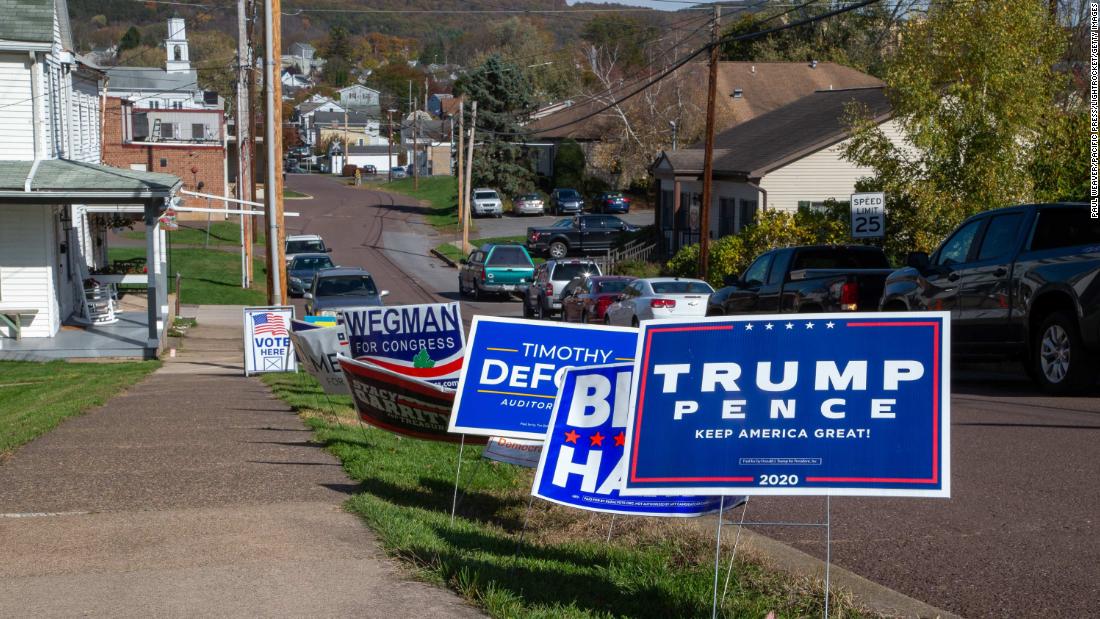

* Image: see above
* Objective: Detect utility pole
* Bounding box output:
[343,107,349,172]
[423,77,429,113]
[462,101,476,253]
[407,80,412,115]
[698,4,720,279]
[413,111,420,190]
[236,0,254,288]
[246,0,260,245]
[263,0,286,304]
[455,100,464,251]
[386,107,396,181]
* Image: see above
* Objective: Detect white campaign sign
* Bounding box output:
[289,322,351,395]
[483,436,543,468]
[243,306,296,375]
[850,192,885,239]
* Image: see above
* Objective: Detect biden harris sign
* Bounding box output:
[449,317,638,440]
[622,313,950,498]
[533,364,724,517]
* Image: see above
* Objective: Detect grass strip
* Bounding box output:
[434,236,541,265]
[0,360,160,456]
[284,189,310,199]
[109,247,268,305]
[364,177,460,229]
[121,220,266,247]
[262,372,867,618]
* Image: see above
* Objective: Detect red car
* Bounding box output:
[560,275,637,323]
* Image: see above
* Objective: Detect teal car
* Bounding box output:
[458,243,535,300]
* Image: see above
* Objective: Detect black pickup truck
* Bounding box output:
[881,202,1100,394]
[708,245,893,315]
[526,215,638,259]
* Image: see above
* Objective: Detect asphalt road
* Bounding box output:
[468,207,653,239]
[286,174,1100,618]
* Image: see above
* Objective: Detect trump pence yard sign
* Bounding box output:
[621,313,950,498]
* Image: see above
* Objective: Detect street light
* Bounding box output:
[386,108,397,181]
[669,120,678,150]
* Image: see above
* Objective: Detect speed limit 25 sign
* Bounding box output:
[850,192,885,239]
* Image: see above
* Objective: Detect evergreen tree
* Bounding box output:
[455,55,537,197]
[118,26,141,52]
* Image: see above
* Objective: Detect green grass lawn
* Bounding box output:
[366,177,460,229]
[122,220,266,247]
[109,247,268,305]
[284,188,310,199]
[0,360,160,456]
[261,372,863,618]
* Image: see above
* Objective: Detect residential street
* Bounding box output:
[0,305,481,618]
[284,174,1100,618]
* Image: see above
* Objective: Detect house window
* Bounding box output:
[738,199,758,232]
[151,101,159,109]
[797,200,826,213]
[159,158,168,168]
[357,138,364,146]
[192,123,206,140]
[718,197,737,237]
[161,123,175,139]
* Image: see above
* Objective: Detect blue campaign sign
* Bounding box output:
[449,317,638,440]
[533,364,724,517]
[342,303,465,389]
[622,312,950,498]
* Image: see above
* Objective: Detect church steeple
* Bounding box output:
[165,17,190,73]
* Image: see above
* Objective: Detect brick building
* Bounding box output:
[101,18,226,219]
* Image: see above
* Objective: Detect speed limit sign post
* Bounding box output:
[850,192,885,239]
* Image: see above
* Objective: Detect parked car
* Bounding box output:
[708,245,893,316]
[287,253,335,297]
[522,259,602,319]
[593,192,631,214]
[561,275,637,323]
[458,243,535,300]
[304,267,389,316]
[285,234,330,262]
[550,188,585,215]
[390,167,407,179]
[360,164,377,175]
[513,193,546,216]
[880,202,1100,394]
[605,278,714,326]
[526,214,639,259]
[471,188,504,218]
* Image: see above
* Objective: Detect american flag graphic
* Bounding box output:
[252,312,288,336]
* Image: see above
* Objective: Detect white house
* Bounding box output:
[282,41,324,75]
[0,0,179,358]
[650,87,904,254]
[296,96,345,149]
[336,84,380,110]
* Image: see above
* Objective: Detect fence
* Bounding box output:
[592,238,659,274]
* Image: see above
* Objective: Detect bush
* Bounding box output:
[553,140,585,189]
[612,260,662,278]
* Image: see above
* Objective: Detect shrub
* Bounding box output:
[612,260,662,278]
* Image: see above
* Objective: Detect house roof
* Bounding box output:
[348,145,391,155]
[105,66,200,92]
[656,87,891,178]
[313,110,380,125]
[0,160,181,200]
[527,61,883,140]
[338,84,380,94]
[298,99,344,115]
[0,0,54,44]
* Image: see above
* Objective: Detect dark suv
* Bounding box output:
[881,202,1100,393]
[522,259,602,319]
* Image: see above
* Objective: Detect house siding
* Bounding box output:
[0,53,36,160]
[0,206,57,338]
[759,119,904,213]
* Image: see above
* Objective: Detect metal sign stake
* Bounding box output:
[721,496,751,603]
[450,434,466,525]
[606,514,617,544]
[710,496,726,619]
[824,495,832,619]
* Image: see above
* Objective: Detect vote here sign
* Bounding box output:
[449,317,638,440]
[621,313,950,498]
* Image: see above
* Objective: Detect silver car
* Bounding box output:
[513,193,545,216]
[472,188,503,218]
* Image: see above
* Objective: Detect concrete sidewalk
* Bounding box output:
[0,305,481,617]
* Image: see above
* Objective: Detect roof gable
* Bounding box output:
[0,0,57,46]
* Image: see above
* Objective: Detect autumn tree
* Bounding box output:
[844,0,1078,254]
[455,55,537,197]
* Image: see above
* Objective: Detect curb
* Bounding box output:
[686,516,960,619]
[430,248,459,268]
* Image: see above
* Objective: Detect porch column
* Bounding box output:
[672,179,682,251]
[143,200,159,352]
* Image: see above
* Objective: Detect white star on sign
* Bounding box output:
[744,323,754,331]
[826,321,836,329]
[785,322,794,330]
[765,323,774,330]
[805,322,814,329]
